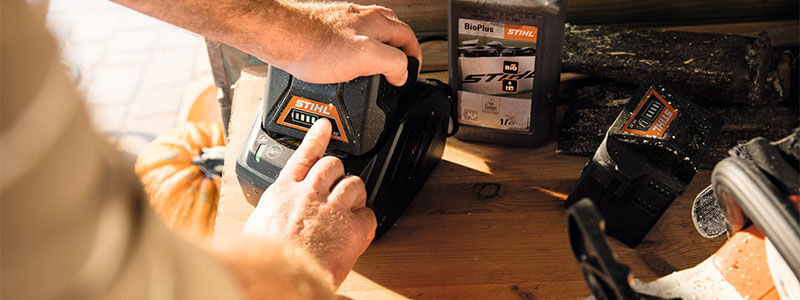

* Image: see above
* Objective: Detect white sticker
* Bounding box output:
[458,18,539,42]
[458,19,505,39]
[458,91,531,131]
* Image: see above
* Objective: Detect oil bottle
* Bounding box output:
[448,0,567,147]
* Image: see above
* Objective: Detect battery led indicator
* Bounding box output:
[291,111,321,125]
[282,108,344,139]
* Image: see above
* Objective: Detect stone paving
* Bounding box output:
[46,0,215,160]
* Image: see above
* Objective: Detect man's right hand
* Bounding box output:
[111,0,420,86]
[276,2,422,87]
[242,118,377,287]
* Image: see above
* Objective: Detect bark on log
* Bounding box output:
[561,25,793,106]
[319,1,799,36]
[565,0,798,26]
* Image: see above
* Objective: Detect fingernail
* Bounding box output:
[313,117,331,127]
[400,71,409,85]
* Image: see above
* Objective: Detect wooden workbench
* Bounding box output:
[215,66,725,299]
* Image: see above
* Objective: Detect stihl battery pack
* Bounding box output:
[235,58,452,238]
[566,85,721,247]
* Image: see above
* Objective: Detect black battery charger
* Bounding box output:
[235,58,452,238]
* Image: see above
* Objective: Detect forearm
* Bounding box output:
[208,237,337,300]
[109,0,324,67]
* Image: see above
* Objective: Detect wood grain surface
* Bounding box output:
[215,66,726,299]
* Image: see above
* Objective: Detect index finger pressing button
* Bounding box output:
[280,118,332,182]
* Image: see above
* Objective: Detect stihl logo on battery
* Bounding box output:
[276,96,349,142]
[622,88,676,138]
[462,71,534,83]
[294,98,332,115]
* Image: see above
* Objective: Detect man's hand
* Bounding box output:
[274,3,422,86]
[242,119,377,287]
[111,0,420,86]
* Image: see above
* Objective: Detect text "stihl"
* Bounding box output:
[506,29,536,38]
[295,99,332,115]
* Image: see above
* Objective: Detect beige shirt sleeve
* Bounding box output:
[0,1,243,299]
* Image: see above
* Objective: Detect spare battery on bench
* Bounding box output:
[565,85,721,247]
